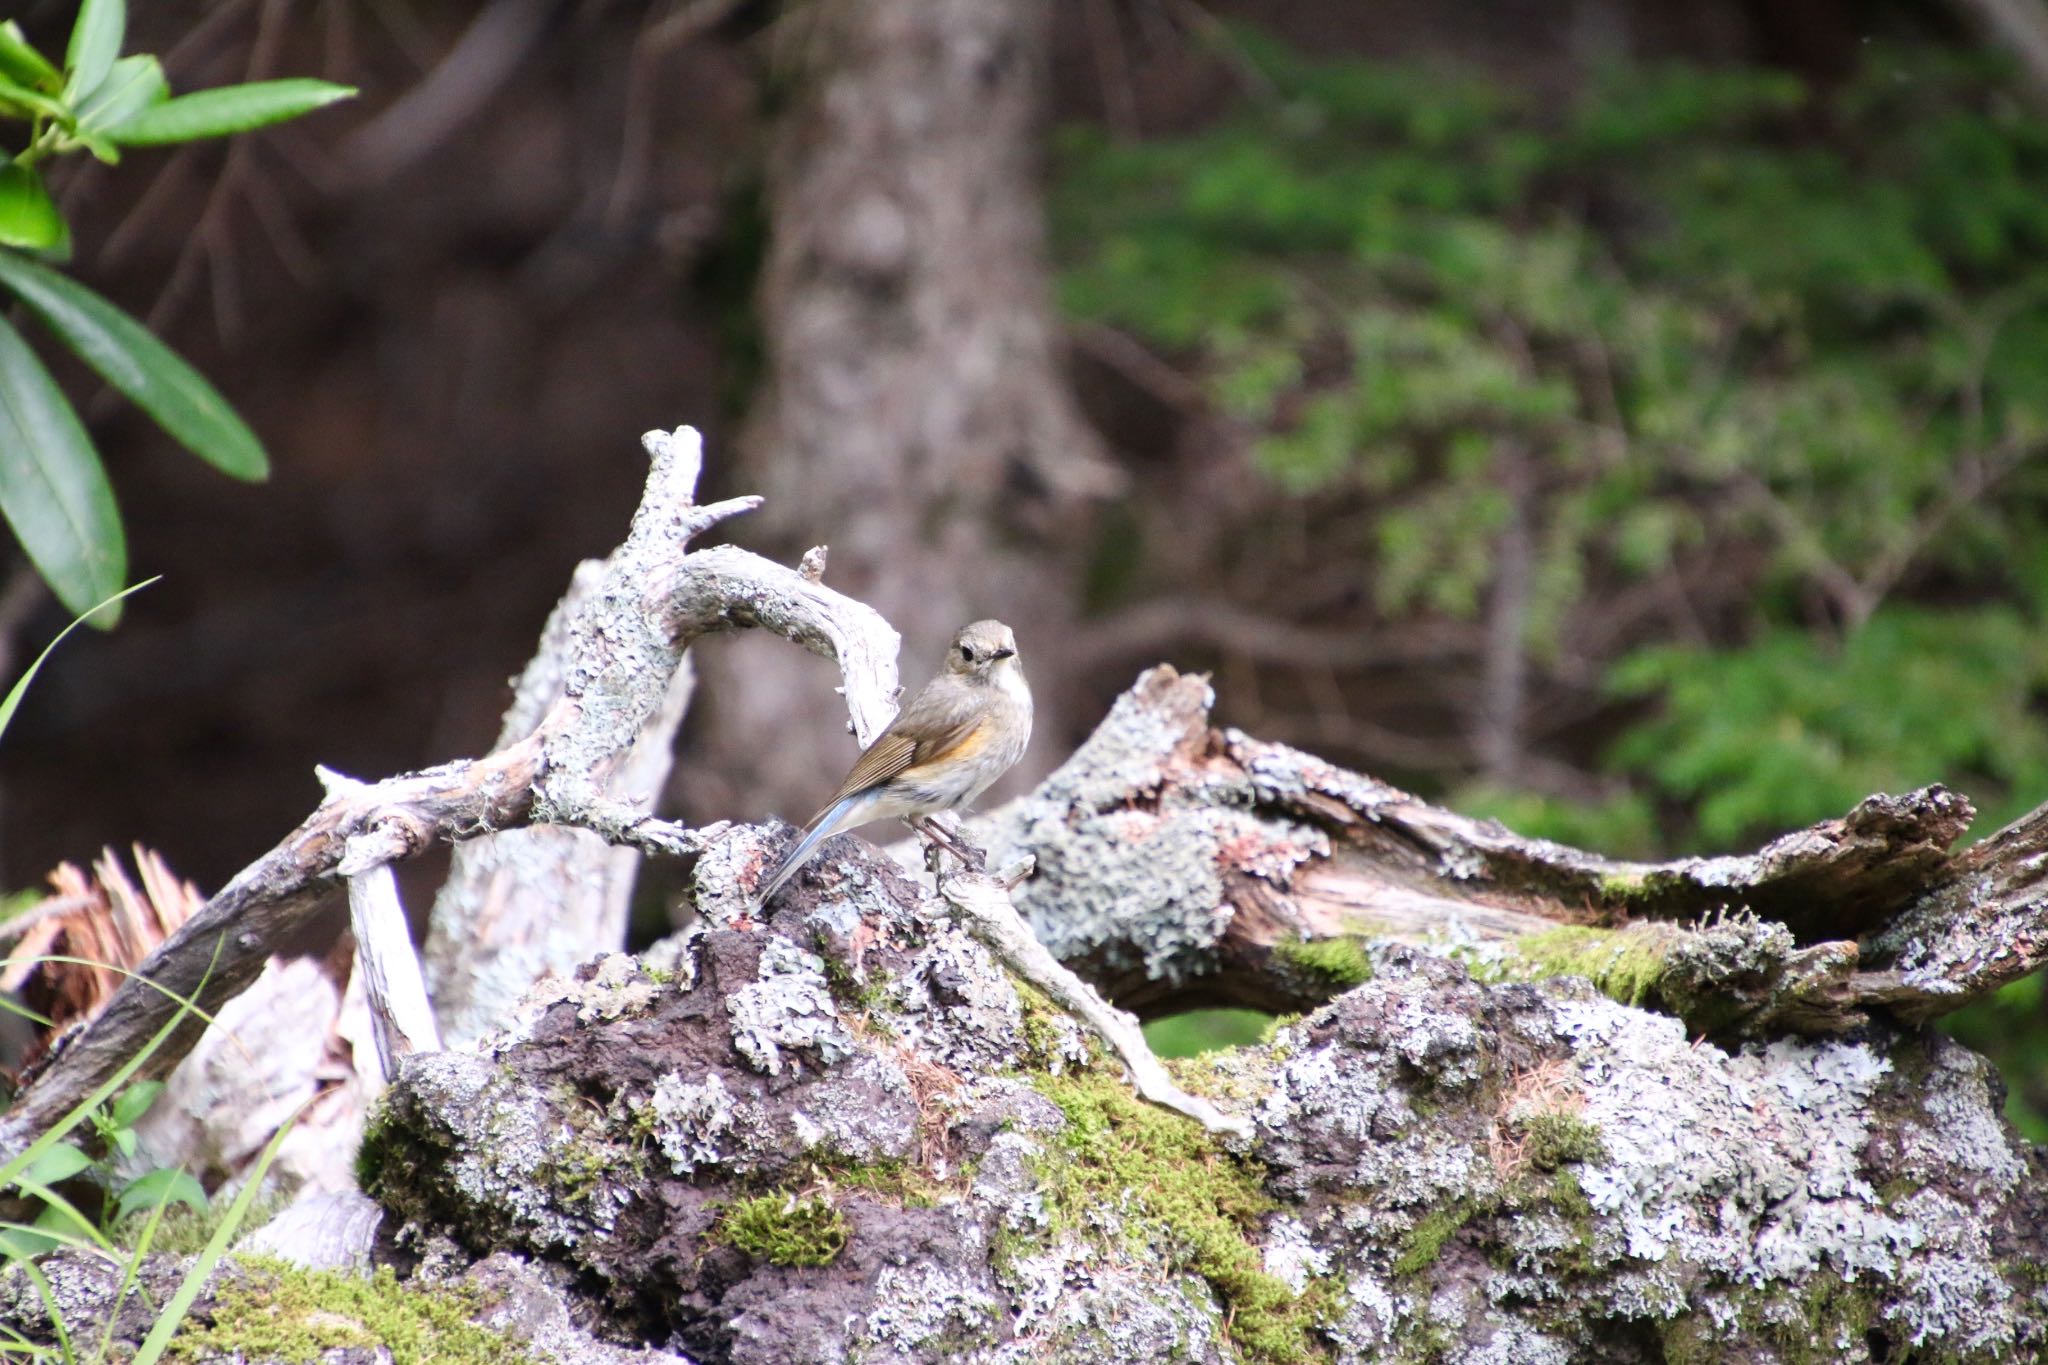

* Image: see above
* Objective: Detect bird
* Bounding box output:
[751,619,1032,908]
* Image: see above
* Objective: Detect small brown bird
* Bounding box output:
[752,620,1032,907]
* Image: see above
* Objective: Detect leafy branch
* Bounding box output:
[0,0,351,623]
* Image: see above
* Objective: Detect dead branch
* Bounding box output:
[984,663,2020,1037]
[0,427,898,1165]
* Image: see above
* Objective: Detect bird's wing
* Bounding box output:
[827,683,986,804]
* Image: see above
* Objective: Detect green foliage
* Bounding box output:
[1063,41,2048,573]
[715,1192,849,1267]
[0,959,294,1364]
[0,2,352,620]
[1054,37,2048,851]
[1610,605,2048,844]
[1449,782,1661,859]
[0,1049,203,1263]
[1143,1007,1273,1058]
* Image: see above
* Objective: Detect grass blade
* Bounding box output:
[12,1257,72,1365]
[130,1106,299,1365]
[0,577,156,742]
[96,1166,179,1361]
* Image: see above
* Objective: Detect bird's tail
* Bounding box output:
[751,789,880,910]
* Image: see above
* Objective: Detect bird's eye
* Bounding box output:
[960,645,974,661]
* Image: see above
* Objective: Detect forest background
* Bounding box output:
[6,0,2048,1132]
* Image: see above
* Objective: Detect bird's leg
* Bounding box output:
[918,819,948,880]
[910,814,988,874]
[912,813,987,873]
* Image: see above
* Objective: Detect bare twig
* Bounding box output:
[342,865,440,1082]
[942,859,1251,1137]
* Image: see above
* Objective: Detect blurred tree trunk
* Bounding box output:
[694,0,1114,821]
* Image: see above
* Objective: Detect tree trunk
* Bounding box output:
[693,0,1115,832]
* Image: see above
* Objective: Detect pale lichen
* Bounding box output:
[727,936,855,1075]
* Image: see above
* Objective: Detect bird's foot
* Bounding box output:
[912,815,988,875]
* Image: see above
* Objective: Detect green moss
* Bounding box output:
[1165,1048,1279,1107]
[169,1260,525,1364]
[354,1102,436,1226]
[1031,1072,1329,1363]
[1595,869,1648,899]
[1272,937,1373,991]
[807,1154,948,1208]
[1014,977,1100,1073]
[716,1192,849,1267]
[542,1137,633,1208]
[119,1190,291,1257]
[1481,925,1678,1008]
[1518,1112,1605,1171]
[1549,1168,1591,1222]
[1259,1013,1305,1046]
[1392,1203,1475,1276]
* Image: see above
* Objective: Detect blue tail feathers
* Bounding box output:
[751,789,882,909]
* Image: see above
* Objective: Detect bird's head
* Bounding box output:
[947,619,1020,681]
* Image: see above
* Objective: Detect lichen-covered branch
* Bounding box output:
[984,663,2037,1037]
[0,427,901,1167]
[423,558,696,1048]
[1862,801,2048,1019]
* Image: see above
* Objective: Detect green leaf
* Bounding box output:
[63,0,125,104]
[108,1078,165,1130]
[106,78,354,146]
[0,945,210,1199]
[0,163,64,251]
[0,1223,59,1258]
[0,73,69,122]
[0,578,156,739]
[0,251,267,479]
[14,1174,110,1249]
[20,1141,90,1186]
[0,313,124,615]
[99,1173,178,1363]
[115,1168,206,1222]
[0,23,60,92]
[75,54,164,135]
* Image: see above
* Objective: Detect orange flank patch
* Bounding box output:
[921,719,992,768]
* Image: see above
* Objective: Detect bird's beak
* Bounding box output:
[993,647,1016,660]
